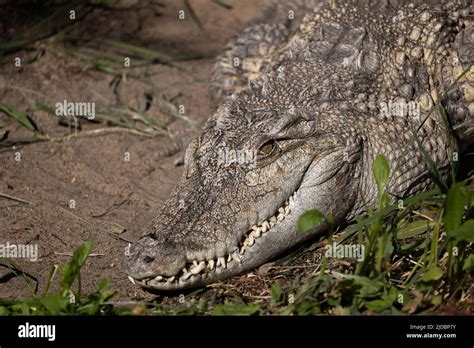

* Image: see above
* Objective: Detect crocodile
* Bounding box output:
[124,0,474,290]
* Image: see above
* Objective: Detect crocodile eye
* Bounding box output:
[258,139,277,156]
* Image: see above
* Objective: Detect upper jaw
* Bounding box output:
[128,191,298,290]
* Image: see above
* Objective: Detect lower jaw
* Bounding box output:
[136,265,243,290]
[133,192,297,290]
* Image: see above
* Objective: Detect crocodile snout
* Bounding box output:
[125,235,186,279]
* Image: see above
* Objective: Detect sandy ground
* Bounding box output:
[0,0,266,301]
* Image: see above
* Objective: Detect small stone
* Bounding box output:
[419,94,433,110]
[411,47,423,59]
[395,51,406,65]
[410,27,421,41]
[420,12,431,22]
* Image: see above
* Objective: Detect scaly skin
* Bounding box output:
[125,0,473,290]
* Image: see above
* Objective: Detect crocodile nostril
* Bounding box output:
[146,233,159,240]
[143,256,155,263]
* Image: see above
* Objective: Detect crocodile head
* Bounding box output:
[123,0,474,291]
[124,61,363,290]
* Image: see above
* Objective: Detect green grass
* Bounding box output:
[0,241,118,315]
[282,161,472,315]
[0,152,471,315]
[0,0,215,147]
[1,70,472,315]
[0,0,471,316]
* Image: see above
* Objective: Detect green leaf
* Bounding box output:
[421,266,444,282]
[397,220,433,239]
[35,102,56,116]
[0,103,37,131]
[450,220,474,242]
[60,240,94,292]
[297,209,325,234]
[364,299,392,312]
[212,303,260,316]
[339,188,441,244]
[39,294,69,315]
[383,233,394,258]
[212,0,232,9]
[333,273,383,297]
[462,254,474,272]
[397,290,410,306]
[372,154,390,193]
[271,284,282,303]
[431,295,442,305]
[198,298,207,312]
[95,278,110,292]
[443,184,467,234]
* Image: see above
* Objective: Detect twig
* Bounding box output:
[244,295,271,300]
[46,127,155,142]
[54,252,104,257]
[0,193,32,204]
[411,210,436,222]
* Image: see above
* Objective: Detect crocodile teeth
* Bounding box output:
[191,261,205,275]
[217,256,226,268]
[248,236,255,246]
[232,252,242,263]
[235,191,297,257]
[181,271,192,280]
[254,228,262,238]
[143,190,298,285]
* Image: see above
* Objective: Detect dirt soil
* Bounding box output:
[0,0,267,302]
